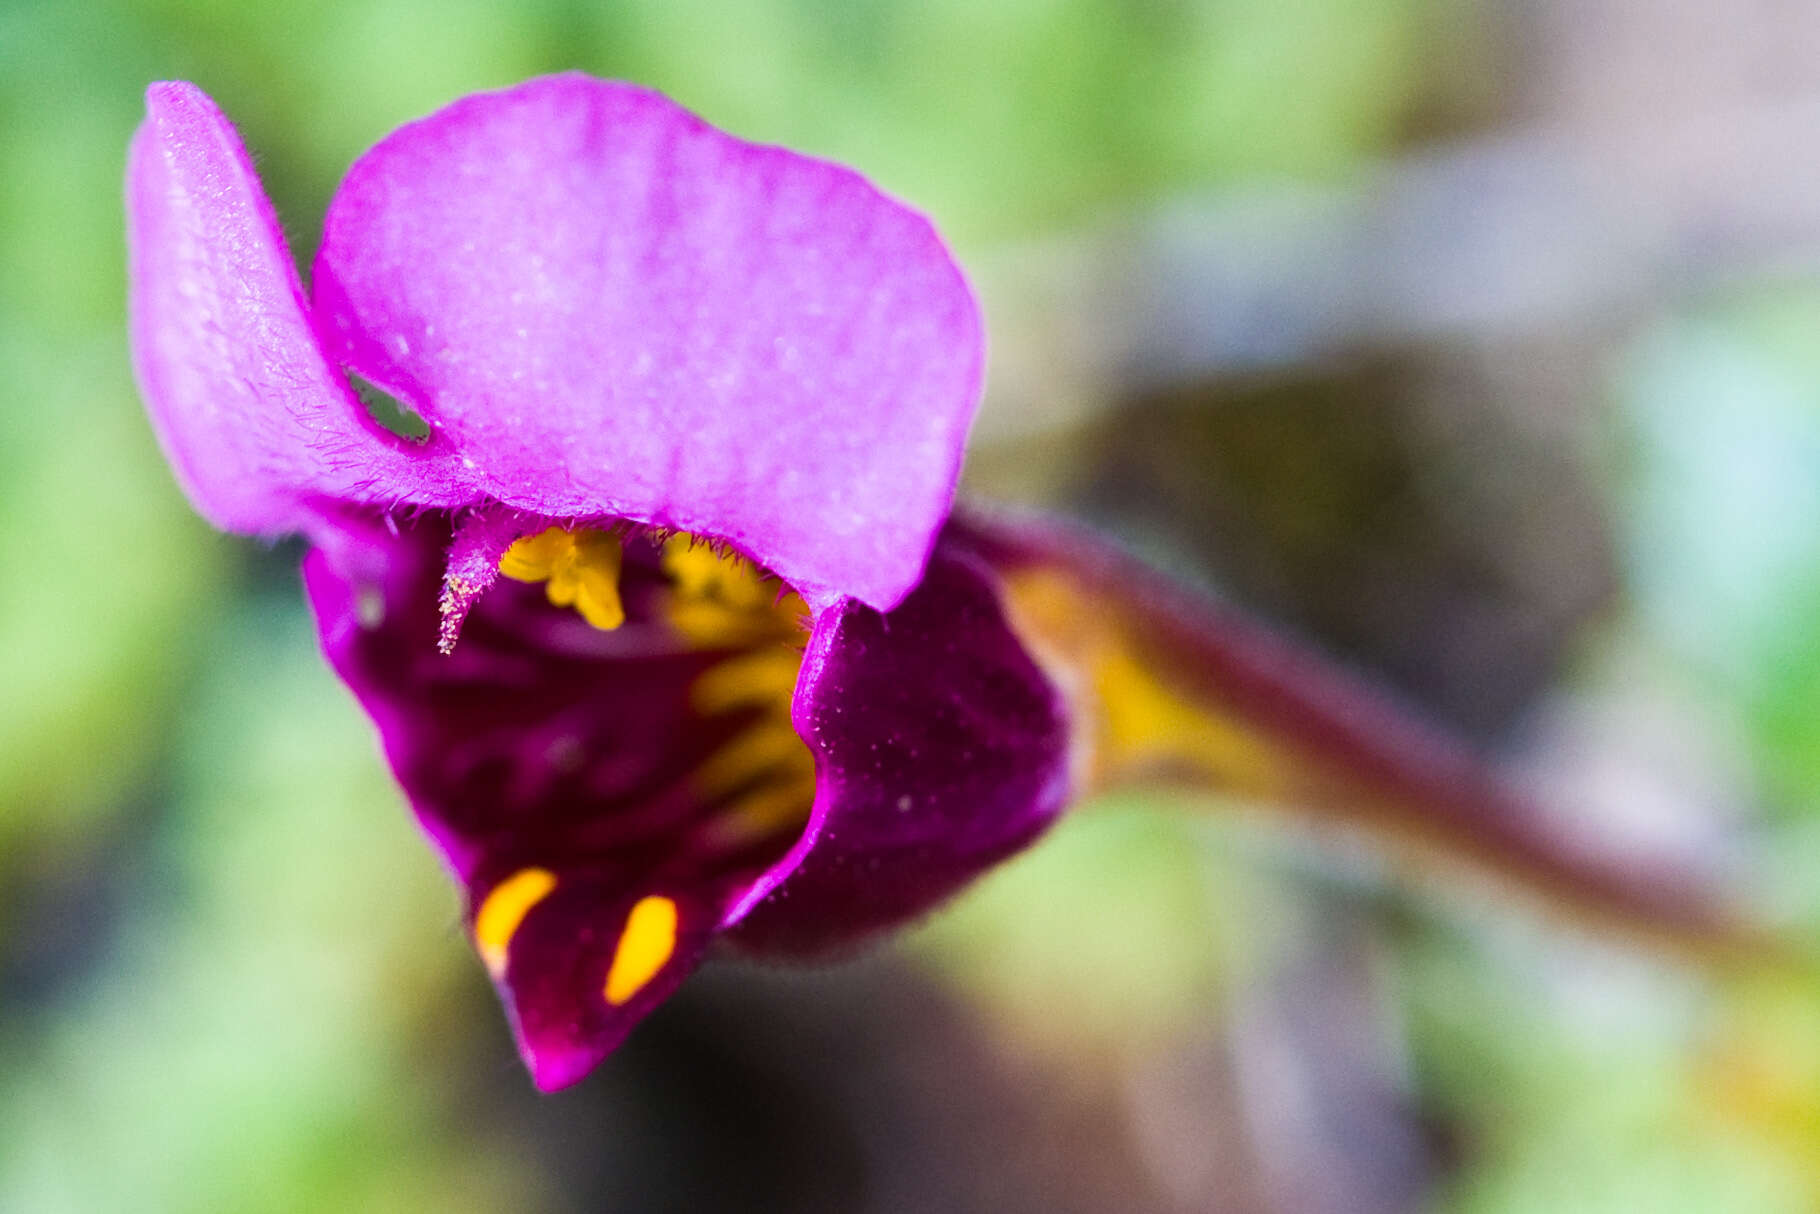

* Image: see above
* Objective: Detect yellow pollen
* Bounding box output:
[662,531,818,848]
[690,648,804,715]
[662,537,768,606]
[694,720,815,800]
[605,895,679,1005]
[707,775,821,847]
[497,528,570,580]
[500,527,625,630]
[474,867,557,978]
[661,535,804,646]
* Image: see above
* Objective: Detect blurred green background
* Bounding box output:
[7,0,1820,1209]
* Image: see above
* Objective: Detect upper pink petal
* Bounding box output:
[126,82,470,537]
[311,74,983,611]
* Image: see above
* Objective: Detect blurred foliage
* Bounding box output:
[6,0,1820,1209]
[0,611,537,1211]
[1617,289,1820,810]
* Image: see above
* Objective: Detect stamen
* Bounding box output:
[662,537,772,609]
[694,720,815,800]
[474,867,557,978]
[661,535,802,646]
[605,894,679,1005]
[707,775,820,847]
[500,526,625,631]
[497,528,572,581]
[662,532,820,849]
[689,648,804,715]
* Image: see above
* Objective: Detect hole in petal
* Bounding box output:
[348,372,430,443]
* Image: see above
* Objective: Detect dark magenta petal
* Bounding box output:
[125,83,473,538]
[491,875,721,1090]
[303,512,1073,1082]
[304,514,790,1088]
[948,504,1751,943]
[730,535,1074,956]
[312,74,982,612]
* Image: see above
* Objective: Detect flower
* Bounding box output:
[128,75,1744,1090]
[128,74,1064,1088]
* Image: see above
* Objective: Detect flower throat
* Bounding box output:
[469,525,816,1008]
[501,525,816,842]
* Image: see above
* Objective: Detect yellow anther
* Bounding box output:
[474,867,557,978]
[707,775,818,847]
[659,531,817,852]
[690,648,804,716]
[498,528,571,581]
[661,535,804,647]
[500,526,625,631]
[605,894,679,1005]
[667,598,788,647]
[566,538,626,630]
[660,536,725,597]
[694,720,814,800]
[662,536,769,607]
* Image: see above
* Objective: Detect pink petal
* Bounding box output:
[311,74,982,612]
[126,82,469,537]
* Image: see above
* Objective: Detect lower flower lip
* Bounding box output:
[302,505,1074,1086]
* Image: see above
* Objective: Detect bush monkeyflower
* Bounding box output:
[127,75,1743,1090]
